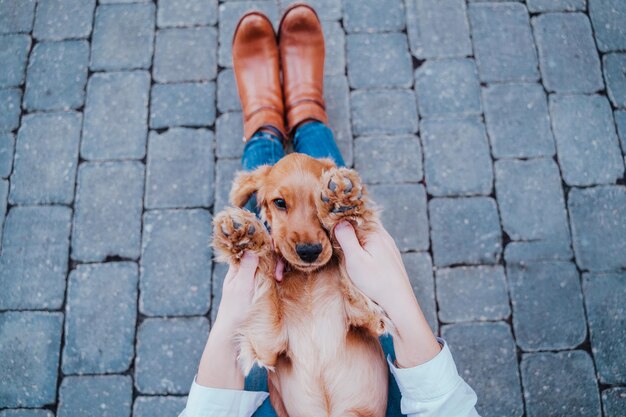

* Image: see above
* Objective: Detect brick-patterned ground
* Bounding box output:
[1,0,625,416]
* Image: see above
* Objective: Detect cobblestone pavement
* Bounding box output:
[1,0,625,416]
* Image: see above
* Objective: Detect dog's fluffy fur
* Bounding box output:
[212,153,392,417]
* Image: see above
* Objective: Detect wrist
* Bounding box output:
[210,318,238,346]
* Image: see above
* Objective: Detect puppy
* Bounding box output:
[212,153,392,417]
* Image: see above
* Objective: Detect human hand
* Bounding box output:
[333,220,414,311]
[334,220,441,367]
[213,251,259,332]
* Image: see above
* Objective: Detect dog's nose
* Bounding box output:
[295,243,323,263]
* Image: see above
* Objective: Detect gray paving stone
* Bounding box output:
[24,40,89,111]
[62,263,138,375]
[346,33,413,89]
[436,266,510,323]
[351,89,418,136]
[133,396,187,417]
[589,0,626,52]
[279,0,341,21]
[583,272,626,384]
[0,0,36,34]
[429,197,502,267]
[421,117,493,197]
[322,21,345,76]
[494,159,570,244]
[140,209,212,316]
[342,0,404,33]
[0,34,31,87]
[527,0,586,12]
[72,162,145,262]
[405,0,472,59]
[100,0,152,3]
[402,252,437,333]
[154,27,217,83]
[135,317,209,394]
[0,312,63,408]
[602,388,626,417]
[10,112,81,205]
[442,322,523,417]
[415,59,482,118]
[0,410,54,417]
[0,206,72,309]
[217,69,241,113]
[482,83,555,159]
[368,184,429,252]
[0,88,21,132]
[211,261,229,323]
[58,375,132,417]
[550,94,624,186]
[569,186,626,272]
[214,158,239,212]
[145,128,214,209]
[0,133,14,178]
[324,75,353,166]
[603,53,626,109]
[81,71,150,161]
[615,110,626,152]
[150,82,216,129]
[469,3,539,83]
[532,13,604,94]
[90,3,155,71]
[0,179,6,233]
[218,1,279,67]
[508,262,586,351]
[504,240,573,264]
[355,135,422,184]
[33,0,96,40]
[521,351,601,417]
[157,0,218,27]
[216,112,244,159]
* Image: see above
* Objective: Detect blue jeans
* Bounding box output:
[241,122,404,417]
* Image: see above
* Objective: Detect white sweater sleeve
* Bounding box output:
[179,338,479,417]
[388,338,480,417]
[178,377,268,417]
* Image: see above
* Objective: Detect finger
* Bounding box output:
[334,221,365,256]
[275,257,285,282]
[238,251,260,278]
[223,262,239,284]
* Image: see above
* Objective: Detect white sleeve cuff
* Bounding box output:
[387,337,463,401]
[182,377,269,417]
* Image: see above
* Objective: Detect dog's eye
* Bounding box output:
[273,198,287,210]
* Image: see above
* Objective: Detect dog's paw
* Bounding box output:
[317,168,367,227]
[212,207,270,262]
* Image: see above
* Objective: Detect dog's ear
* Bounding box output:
[316,157,337,171]
[229,165,271,207]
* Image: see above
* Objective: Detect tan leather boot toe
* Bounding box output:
[232,12,286,141]
[279,3,328,134]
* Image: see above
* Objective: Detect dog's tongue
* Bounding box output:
[275,256,285,281]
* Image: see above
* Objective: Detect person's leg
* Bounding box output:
[380,335,405,417]
[240,128,286,214]
[244,365,279,417]
[292,121,346,167]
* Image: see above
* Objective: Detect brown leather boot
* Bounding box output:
[232,12,286,142]
[278,3,329,134]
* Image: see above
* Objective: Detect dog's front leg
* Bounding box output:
[315,167,394,337]
[237,285,288,375]
[212,207,287,375]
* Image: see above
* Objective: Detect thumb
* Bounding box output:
[334,221,365,257]
[238,251,259,276]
